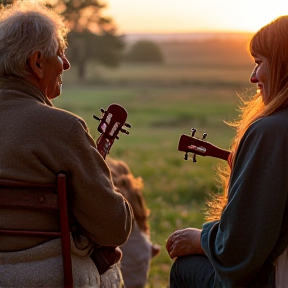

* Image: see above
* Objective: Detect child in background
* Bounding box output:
[106,158,160,288]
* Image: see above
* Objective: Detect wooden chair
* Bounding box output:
[0,173,73,288]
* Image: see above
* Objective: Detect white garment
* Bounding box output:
[120,222,153,288]
[100,263,123,288]
[275,246,288,288]
[0,235,100,288]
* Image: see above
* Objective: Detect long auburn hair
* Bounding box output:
[205,15,288,221]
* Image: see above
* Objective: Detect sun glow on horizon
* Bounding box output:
[105,0,288,34]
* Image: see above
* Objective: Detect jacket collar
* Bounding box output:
[0,76,53,107]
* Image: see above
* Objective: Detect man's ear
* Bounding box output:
[27,51,44,79]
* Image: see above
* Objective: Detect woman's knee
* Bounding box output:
[170,255,215,288]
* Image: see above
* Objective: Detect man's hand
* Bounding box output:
[166,228,204,259]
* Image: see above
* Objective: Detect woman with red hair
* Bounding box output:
[166,15,288,287]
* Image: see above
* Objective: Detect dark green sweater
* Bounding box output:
[201,109,288,287]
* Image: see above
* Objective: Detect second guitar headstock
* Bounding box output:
[178,128,230,162]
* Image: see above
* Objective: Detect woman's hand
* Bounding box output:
[166,228,204,259]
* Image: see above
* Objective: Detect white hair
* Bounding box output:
[0,1,68,77]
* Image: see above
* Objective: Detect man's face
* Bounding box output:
[41,51,70,100]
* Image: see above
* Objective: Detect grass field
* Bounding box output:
[54,38,256,287]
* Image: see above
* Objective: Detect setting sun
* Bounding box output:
[105,0,288,33]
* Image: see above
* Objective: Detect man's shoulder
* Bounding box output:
[39,104,87,128]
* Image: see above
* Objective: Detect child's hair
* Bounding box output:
[106,158,150,234]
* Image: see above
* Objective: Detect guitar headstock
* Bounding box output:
[93,104,131,159]
[178,128,230,162]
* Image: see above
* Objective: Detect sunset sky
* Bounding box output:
[105,0,288,34]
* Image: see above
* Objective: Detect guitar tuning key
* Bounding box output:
[202,132,207,140]
[191,128,196,137]
[120,128,129,135]
[93,107,106,122]
[124,122,131,128]
[184,152,188,160]
[93,114,101,121]
[193,153,197,163]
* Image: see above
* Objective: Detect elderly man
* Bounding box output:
[0,2,132,287]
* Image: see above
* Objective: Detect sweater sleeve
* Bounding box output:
[60,119,133,246]
[201,116,288,286]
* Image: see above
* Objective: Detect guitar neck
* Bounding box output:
[96,135,113,159]
[188,141,230,161]
[208,145,230,161]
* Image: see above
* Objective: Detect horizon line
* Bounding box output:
[121,31,254,35]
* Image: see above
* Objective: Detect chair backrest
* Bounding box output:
[0,173,73,288]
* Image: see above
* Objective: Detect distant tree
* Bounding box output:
[1,0,111,32]
[0,0,13,9]
[48,0,125,80]
[66,29,124,79]
[47,0,111,33]
[126,40,164,63]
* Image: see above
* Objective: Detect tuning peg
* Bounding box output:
[93,108,106,122]
[124,122,131,128]
[184,152,188,160]
[202,132,207,140]
[93,114,101,121]
[191,128,196,137]
[120,128,129,135]
[193,153,197,163]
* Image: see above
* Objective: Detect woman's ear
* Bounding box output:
[27,51,44,79]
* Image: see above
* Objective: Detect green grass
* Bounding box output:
[53,39,256,287]
[54,85,236,287]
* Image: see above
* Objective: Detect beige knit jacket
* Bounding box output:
[0,76,133,252]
